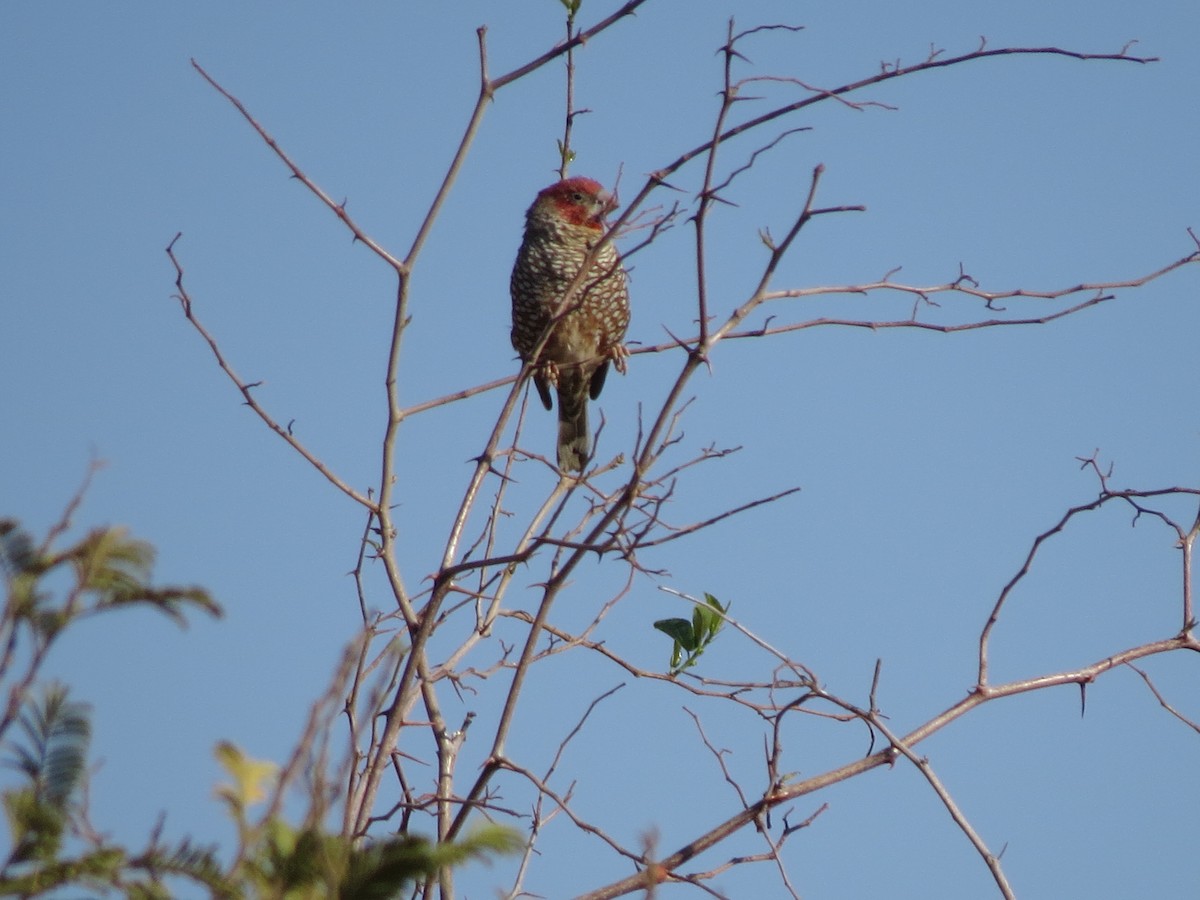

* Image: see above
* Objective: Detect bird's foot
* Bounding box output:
[608,343,630,375]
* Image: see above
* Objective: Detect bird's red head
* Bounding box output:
[535,177,617,230]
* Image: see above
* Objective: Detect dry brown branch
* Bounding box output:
[36,457,106,555]
[577,632,1199,900]
[190,60,404,270]
[487,1,652,94]
[499,759,641,863]
[662,43,1157,185]
[1126,663,1200,735]
[175,9,1199,898]
[867,713,1014,899]
[166,234,374,510]
[979,482,1200,685]
[685,707,751,810]
[381,243,1200,424]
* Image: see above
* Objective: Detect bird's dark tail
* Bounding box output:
[556,369,590,472]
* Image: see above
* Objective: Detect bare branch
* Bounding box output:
[165,234,375,510]
[577,632,1199,899]
[489,1,653,92]
[868,713,1015,899]
[1126,663,1200,735]
[189,61,404,273]
[979,483,1200,685]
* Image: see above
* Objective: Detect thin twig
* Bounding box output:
[868,714,1015,899]
[165,234,375,510]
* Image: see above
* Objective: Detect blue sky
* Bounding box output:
[2,1,1198,897]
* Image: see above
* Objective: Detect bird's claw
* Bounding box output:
[608,343,630,376]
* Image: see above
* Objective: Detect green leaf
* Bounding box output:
[1,519,50,621]
[555,139,577,167]
[253,821,331,894]
[3,784,65,865]
[700,593,728,640]
[72,526,222,625]
[656,596,730,675]
[0,519,37,576]
[214,741,278,815]
[654,618,698,651]
[340,825,522,898]
[6,682,91,811]
[128,836,227,896]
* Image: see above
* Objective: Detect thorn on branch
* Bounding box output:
[954,263,979,289]
[781,802,828,836]
[732,23,806,45]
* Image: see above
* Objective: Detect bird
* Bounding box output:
[510,177,631,472]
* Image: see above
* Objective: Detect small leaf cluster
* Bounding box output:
[0,517,220,644]
[654,593,728,675]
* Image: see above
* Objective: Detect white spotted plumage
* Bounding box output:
[510,177,631,471]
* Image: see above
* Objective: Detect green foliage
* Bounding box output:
[237,819,522,900]
[338,826,523,900]
[3,683,90,868]
[0,686,226,898]
[0,510,520,898]
[214,741,522,898]
[8,684,90,813]
[0,514,227,896]
[214,740,279,821]
[0,517,221,649]
[654,593,728,675]
[556,138,577,169]
[558,0,583,16]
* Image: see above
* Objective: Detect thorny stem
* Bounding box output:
[578,634,1199,900]
[190,60,404,272]
[692,19,742,351]
[349,8,646,836]
[1183,505,1199,633]
[165,234,375,511]
[559,6,579,180]
[642,44,1157,195]
[632,163,846,490]
[395,248,1200,418]
[1126,663,1200,734]
[868,715,1015,900]
[978,485,1200,685]
[182,15,1195,898]
[489,0,652,94]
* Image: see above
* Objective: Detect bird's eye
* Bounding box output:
[571,192,585,202]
